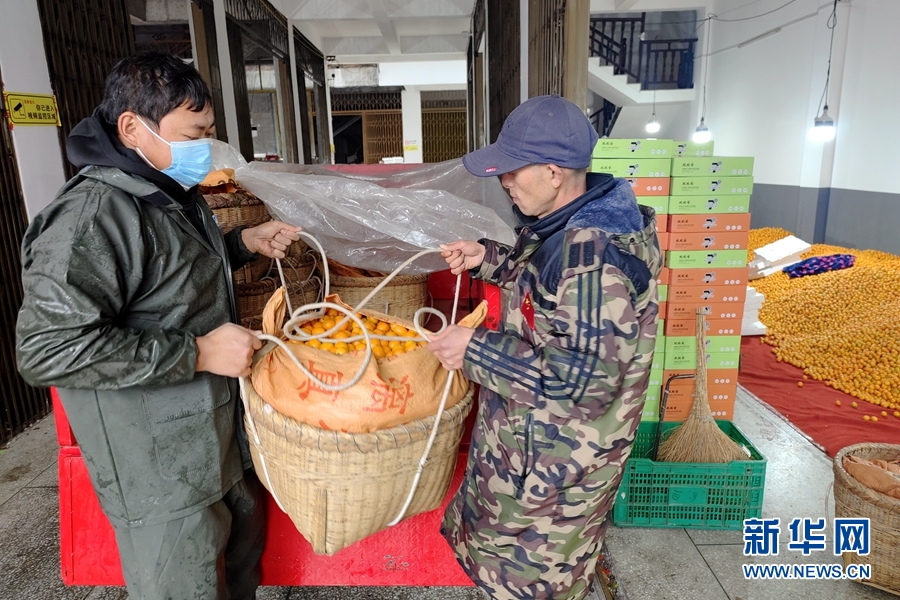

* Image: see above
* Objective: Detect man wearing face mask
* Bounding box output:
[15,52,300,599]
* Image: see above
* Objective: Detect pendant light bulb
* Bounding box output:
[645,113,660,134]
[692,117,711,143]
[808,105,836,143]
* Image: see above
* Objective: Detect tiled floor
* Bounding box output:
[604,387,897,600]
[0,387,895,599]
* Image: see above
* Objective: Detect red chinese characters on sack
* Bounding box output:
[366,375,414,415]
[296,361,344,403]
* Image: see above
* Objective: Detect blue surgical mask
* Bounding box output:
[135,117,213,188]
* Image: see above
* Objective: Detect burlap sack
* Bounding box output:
[250,290,486,433]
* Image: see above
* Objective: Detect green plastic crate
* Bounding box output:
[613,420,766,529]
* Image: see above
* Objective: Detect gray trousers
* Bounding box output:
[111,471,266,600]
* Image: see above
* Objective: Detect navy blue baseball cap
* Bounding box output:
[462,95,599,177]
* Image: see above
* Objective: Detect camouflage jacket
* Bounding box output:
[443,176,661,599]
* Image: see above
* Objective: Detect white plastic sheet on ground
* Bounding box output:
[211,141,517,274]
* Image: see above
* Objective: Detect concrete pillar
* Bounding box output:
[287,22,305,163]
[519,0,528,103]
[401,87,423,164]
[563,0,589,110]
[212,0,240,151]
[0,0,67,219]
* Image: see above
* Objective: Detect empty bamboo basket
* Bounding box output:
[328,273,429,321]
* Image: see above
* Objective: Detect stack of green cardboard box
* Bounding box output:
[589,139,755,424]
[590,139,674,420]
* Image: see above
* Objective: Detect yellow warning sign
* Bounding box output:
[3,92,60,126]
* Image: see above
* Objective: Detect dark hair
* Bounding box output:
[96,51,212,128]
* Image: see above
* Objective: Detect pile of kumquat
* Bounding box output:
[289,308,426,358]
[749,228,900,412]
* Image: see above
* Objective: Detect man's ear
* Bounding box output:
[117,111,141,149]
[547,164,565,189]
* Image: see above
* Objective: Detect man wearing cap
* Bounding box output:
[427,95,661,599]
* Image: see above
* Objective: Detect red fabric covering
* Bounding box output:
[738,337,900,457]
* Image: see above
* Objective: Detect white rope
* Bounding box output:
[238,376,286,514]
[240,232,463,527]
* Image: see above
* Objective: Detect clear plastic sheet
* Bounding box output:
[211,141,516,274]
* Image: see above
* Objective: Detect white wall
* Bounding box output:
[379,61,467,88]
[0,0,68,219]
[401,88,423,163]
[611,103,692,141]
[702,0,824,186]
[703,0,898,196]
[830,0,900,193]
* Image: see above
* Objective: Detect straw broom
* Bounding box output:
[656,308,746,463]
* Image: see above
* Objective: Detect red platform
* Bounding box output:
[54,270,501,587]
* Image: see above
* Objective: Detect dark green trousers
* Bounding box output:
[111,471,266,600]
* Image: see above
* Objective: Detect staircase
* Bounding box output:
[588,14,698,137]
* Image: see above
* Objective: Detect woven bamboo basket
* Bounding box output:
[233,255,272,285]
[237,274,320,328]
[833,442,900,596]
[242,378,473,555]
[328,273,428,321]
[204,191,270,234]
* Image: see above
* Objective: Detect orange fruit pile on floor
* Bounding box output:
[749,228,900,413]
[290,308,426,358]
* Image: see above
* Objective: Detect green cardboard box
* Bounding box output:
[664,335,741,356]
[665,250,748,269]
[668,195,751,214]
[672,157,754,177]
[593,139,675,159]
[658,284,668,302]
[664,350,741,371]
[651,352,665,371]
[674,140,715,157]
[654,333,666,353]
[638,196,669,215]
[657,320,665,338]
[670,176,754,196]
[641,385,662,421]
[648,367,664,388]
[590,158,672,178]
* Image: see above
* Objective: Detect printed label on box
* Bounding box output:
[674,140,715,157]
[665,249,748,269]
[664,350,741,370]
[665,335,742,355]
[667,231,749,251]
[626,177,670,196]
[669,267,749,286]
[664,317,742,336]
[662,369,738,394]
[590,158,672,178]
[668,195,751,214]
[639,196,670,215]
[666,302,742,321]
[667,213,752,233]
[593,139,675,158]
[668,285,747,303]
[670,176,754,196]
[663,398,735,421]
[672,157,754,177]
